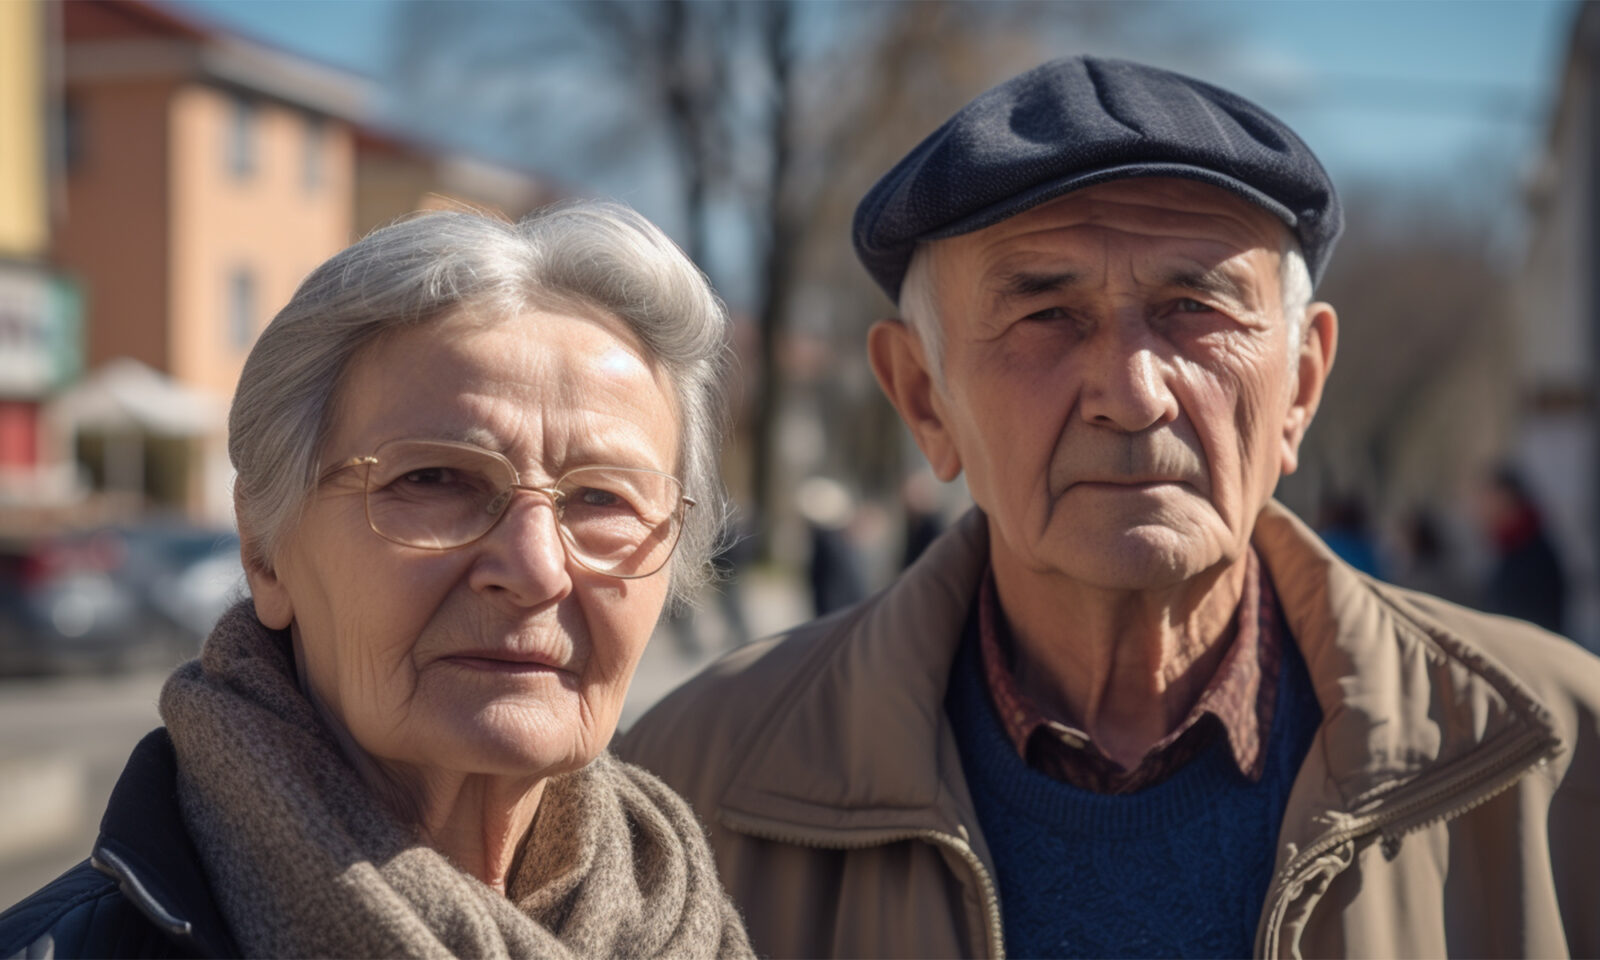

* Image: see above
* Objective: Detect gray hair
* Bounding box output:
[899,231,1315,388]
[229,201,733,607]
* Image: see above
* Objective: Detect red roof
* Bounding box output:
[62,0,209,43]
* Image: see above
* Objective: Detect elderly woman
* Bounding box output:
[0,202,752,958]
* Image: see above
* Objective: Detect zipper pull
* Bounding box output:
[1380,834,1403,861]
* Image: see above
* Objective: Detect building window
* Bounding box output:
[303,116,324,193]
[228,96,256,179]
[228,268,255,348]
[62,96,85,173]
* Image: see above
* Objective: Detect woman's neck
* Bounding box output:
[293,649,545,893]
[400,773,546,894]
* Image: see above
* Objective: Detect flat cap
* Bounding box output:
[853,56,1342,302]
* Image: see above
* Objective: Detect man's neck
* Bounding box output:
[990,548,1251,771]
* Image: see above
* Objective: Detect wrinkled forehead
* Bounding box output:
[931,177,1291,284]
[322,305,678,463]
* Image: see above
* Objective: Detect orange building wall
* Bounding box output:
[354,149,436,238]
[51,80,174,374]
[168,85,354,398]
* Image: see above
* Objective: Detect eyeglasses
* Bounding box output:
[319,438,694,579]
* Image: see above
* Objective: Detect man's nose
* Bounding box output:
[467,494,573,610]
[1077,318,1179,432]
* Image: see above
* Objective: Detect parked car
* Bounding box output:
[0,531,151,675]
[0,523,245,676]
[113,523,245,658]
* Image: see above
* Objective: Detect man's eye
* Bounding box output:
[1022,306,1071,322]
[1174,298,1213,314]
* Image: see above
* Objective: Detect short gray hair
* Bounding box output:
[229,201,733,607]
[899,230,1315,386]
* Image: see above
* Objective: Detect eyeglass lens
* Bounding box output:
[361,440,684,577]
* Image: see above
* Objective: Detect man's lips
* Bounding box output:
[1067,478,1196,490]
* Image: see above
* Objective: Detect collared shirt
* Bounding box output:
[977,547,1286,794]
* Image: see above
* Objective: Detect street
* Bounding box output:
[0,668,164,908]
[0,571,806,911]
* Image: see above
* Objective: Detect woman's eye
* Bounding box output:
[578,487,624,508]
[401,467,451,485]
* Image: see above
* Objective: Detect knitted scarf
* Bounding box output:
[159,602,751,959]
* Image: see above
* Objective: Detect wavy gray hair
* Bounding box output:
[229,201,733,607]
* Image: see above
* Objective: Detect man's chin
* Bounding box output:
[1051,524,1224,591]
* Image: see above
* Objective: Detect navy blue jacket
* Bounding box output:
[0,729,238,958]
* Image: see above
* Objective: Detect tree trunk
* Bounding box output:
[750,0,794,559]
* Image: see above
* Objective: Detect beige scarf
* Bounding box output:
[159,602,751,959]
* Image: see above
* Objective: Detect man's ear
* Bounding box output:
[867,319,962,481]
[1280,301,1338,476]
[237,501,294,630]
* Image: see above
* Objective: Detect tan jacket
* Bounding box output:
[618,503,1600,958]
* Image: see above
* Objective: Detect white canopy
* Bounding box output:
[49,358,226,437]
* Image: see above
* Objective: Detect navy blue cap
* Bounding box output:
[853,56,1343,302]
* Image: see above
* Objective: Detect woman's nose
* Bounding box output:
[466,495,573,610]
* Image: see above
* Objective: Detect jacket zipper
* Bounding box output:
[1255,727,1558,957]
[718,817,1006,959]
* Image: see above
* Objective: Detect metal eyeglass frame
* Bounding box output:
[318,438,695,579]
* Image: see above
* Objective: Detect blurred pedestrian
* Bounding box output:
[798,476,867,616]
[900,470,944,569]
[1481,465,1568,634]
[1393,506,1473,605]
[711,512,755,646]
[1316,492,1381,578]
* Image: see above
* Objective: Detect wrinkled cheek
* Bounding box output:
[329,631,411,745]
[583,582,667,686]
[1228,396,1285,511]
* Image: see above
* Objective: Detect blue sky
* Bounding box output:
[1184,1,1571,183]
[172,0,1574,290]
[175,0,1574,189]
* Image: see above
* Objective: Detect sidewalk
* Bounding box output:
[622,567,809,729]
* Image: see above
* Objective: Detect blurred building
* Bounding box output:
[46,0,554,526]
[1517,0,1599,649]
[0,0,83,513]
[354,128,560,237]
[51,0,366,523]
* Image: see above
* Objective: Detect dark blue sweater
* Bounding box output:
[946,627,1322,959]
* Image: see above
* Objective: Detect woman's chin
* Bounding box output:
[408,701,611,781]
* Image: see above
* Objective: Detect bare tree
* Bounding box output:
[385,0,1174,559]
[1281,182,1518,526]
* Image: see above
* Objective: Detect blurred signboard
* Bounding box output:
[0,263,81,399]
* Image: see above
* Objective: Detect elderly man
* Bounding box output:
[618,57,1600,958]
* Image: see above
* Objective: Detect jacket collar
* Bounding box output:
[718,508,989,842]
[716,502,1560,843]
[92,728,239,958]
[1251,502,1560,837]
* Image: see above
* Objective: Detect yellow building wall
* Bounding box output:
[0,0,49,259]
[167,84,354,399]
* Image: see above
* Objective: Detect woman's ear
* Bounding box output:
[245,557,294,630]
[237,505,294,629]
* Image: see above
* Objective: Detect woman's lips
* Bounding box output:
[442,652,566,675]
